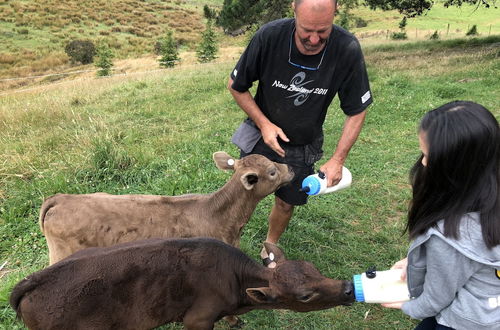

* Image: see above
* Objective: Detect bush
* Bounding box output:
[354,17,368,28]
[158,30,180,68]
[203,4,217,21]
[95,43,114,76]
[64,39,96,64]
[337,9,350,30]
[429,30,439,40]
[466,25,478,36]
[196,21,218,63]
[391,32,408,40]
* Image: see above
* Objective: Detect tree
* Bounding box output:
[391,16,408,39]
[158,30,180,68]
[197,21,218,63]
[217,0,291,33]
[466,24,479,35]
[95,43,114,76]
[203,4,218,21]
[365,0,496,17]
[65,40,96,64]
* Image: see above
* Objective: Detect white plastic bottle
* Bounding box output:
[353,268,410,303]
[300,166,352,195]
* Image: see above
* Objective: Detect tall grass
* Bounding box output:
[1,37,499,329]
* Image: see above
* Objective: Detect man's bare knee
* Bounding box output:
[275,197,294,214]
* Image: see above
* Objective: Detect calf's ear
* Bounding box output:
[213,151,237,170]
[263,242,286,262]
[246,287,276,304]
[240,172,258,190]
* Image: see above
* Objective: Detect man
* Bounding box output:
[228,0,372,267]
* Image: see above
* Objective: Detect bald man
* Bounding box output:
[228,0,372,267]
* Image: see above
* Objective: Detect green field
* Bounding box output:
[1,34,499,329]
[1,0,498,86]
[352,2,500,38]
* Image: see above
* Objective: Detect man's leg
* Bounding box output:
[266,196,294,244]
[261,196,294,268]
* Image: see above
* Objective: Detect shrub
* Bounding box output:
[64,39,96,64]
[203,4,217,21]
[95,43,114,76]
[391,32,408,40]
[399,17,407,30]
[196,21,218,63]
[158,30,180,68]
[429,30,439,40]
[355,17,368,28]
[337,9,350,30]
[466,25,478,36]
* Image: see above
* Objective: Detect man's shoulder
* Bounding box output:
[330,25,362,50]
[256,18,294,39]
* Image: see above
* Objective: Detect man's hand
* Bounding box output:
[260,122,289,158]
[319,158,343,187]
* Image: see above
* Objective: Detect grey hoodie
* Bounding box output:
[402,212,500,330]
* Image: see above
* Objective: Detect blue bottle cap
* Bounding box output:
[353,274,365,302]
[301,175,321,195]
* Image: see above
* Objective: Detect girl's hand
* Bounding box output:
[381,301,404,309]
[391,257,408,281]
[380,258,408,309]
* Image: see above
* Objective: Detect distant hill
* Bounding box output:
[1,0,498,89]
[0,0,223,79]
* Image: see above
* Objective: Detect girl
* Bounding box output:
[382,101,500,330]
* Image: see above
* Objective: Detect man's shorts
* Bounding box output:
[240,138,316,206]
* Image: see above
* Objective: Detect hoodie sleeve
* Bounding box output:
[401,236,481,320]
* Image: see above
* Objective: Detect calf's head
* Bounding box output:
[213,152,294,197]
[246,243,354,312]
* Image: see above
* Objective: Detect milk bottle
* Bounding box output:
[353,268,410,303]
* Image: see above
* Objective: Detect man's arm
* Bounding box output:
[227,77,289,157]
[319,110,366,187]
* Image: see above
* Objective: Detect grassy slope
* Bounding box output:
[1,0,498,81]
[352,1,500,37]
[1,35,499,329]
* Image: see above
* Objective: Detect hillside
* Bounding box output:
[0,0,219,79]
[1,0,498,92]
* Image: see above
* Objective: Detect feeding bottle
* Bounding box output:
[300,166,352,195]
[353,267,410,304]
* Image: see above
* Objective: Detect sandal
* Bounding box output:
[260,246,277,268]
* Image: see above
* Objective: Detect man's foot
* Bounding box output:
[260,246,277,268]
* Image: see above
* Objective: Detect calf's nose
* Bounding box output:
[342,281,355,305]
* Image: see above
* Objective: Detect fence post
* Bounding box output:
[447,23,450,36]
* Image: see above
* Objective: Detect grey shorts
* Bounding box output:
[240,138,322,206]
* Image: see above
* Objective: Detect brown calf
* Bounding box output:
[10,237,354,330]
[40,151,294,264]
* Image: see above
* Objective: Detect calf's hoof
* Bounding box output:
[224,315,245,328]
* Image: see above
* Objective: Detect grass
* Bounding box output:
[1,0,499,84]
[1,35,500,329]
[351,1,500,40]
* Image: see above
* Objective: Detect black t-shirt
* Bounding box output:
[231,18,373,145]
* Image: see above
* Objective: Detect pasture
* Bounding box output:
[1,35,500,329]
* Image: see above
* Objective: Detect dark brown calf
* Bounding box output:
[10,238,354,330]
[40,151,294,264]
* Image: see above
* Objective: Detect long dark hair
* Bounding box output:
[406,101,500,249]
